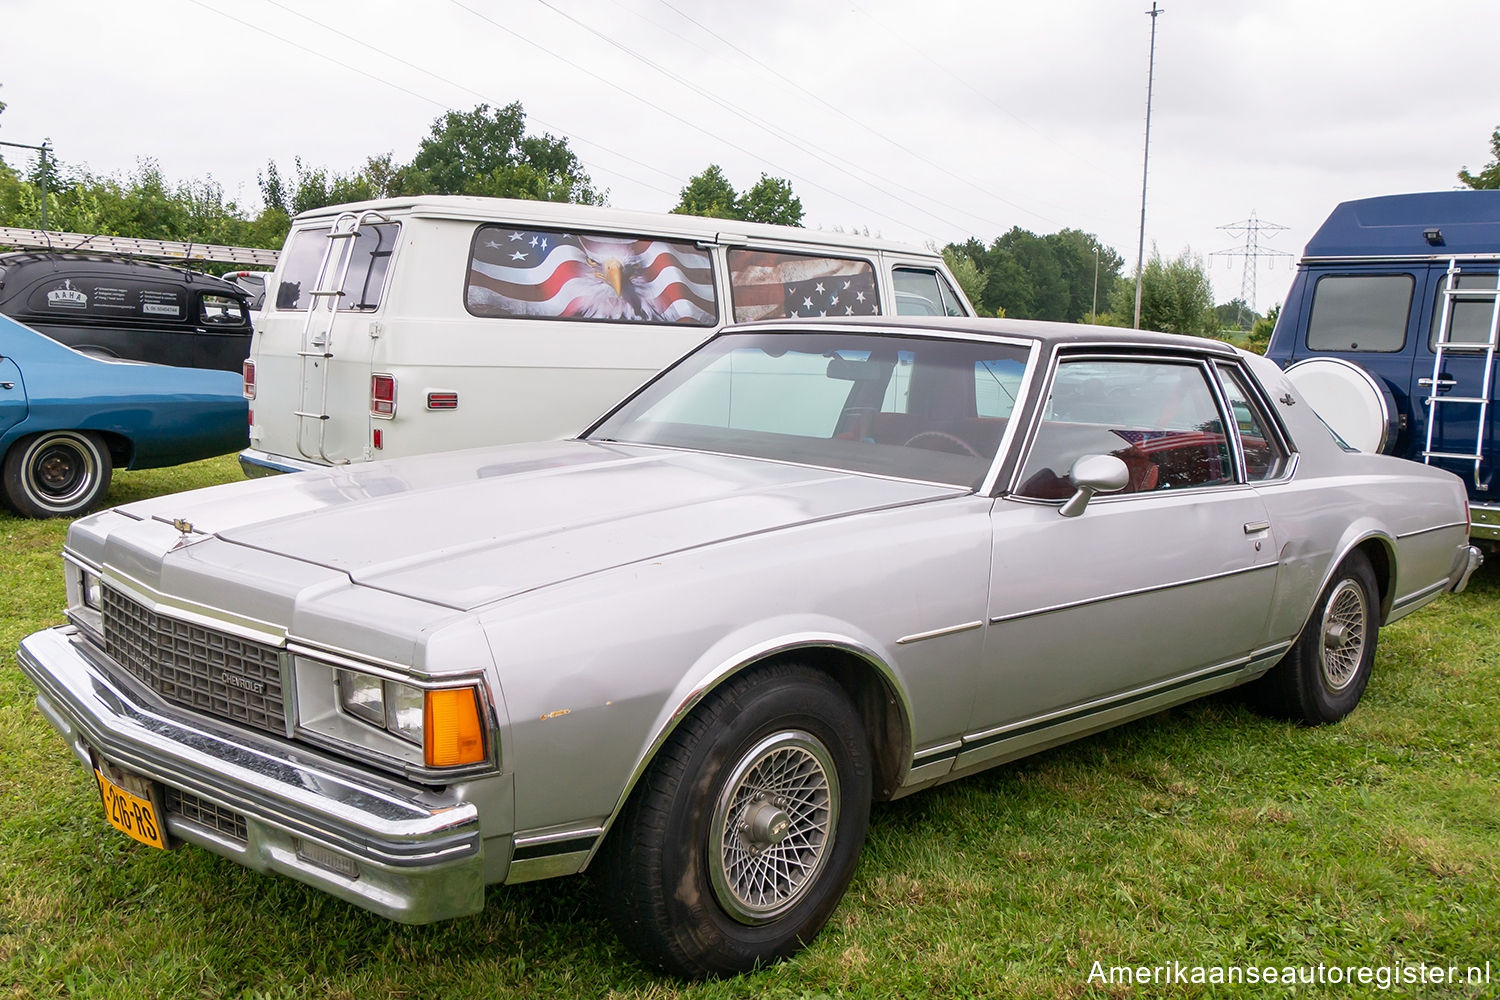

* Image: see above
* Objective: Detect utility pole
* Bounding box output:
[1091,242,1101,323]
[0,138,53,231]
[1210,211,1292,325]
[1132,2,1162,330]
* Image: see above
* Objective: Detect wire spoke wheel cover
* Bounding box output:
[1318,579,1368,692]
[709,731,839,924]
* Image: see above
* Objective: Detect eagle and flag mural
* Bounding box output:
[467,226,717,324]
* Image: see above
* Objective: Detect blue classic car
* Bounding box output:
[0,313,248,517]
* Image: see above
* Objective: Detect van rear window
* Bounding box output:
[1306,274,1412,352]
[728,249,880,323]
[465,225,716,325]
[276,222,399,312]
[1428,271,1500,350]
[25,277,187,323]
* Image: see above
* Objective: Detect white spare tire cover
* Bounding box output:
[1284,358,1398,453]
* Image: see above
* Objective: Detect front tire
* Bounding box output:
[1252,552,1379,724]
[1,430,114,518]
[599,662,872,978]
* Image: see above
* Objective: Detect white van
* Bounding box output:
[239,196,973,474]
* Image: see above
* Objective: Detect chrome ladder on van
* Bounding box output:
[1422,259,1500,489]
[294,210,389,465]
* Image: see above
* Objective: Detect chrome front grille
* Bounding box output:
[101,586,286,735]
[165,788,249,842]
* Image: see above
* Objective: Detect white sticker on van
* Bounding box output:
[45,280,88,310]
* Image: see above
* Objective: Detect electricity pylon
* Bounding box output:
[1211,211,1292,326]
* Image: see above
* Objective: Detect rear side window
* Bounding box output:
[1306,274,1412,352]
[1216,364,1291,481]
[26,276,187,323]
[199,294,247,326]
[1428,270,1500,350]
[465,225,716,325]
[893,267,967,316]
[277,222,399,312]
[728,249,880,323]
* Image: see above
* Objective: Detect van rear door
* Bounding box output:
[1289,265,1424,453]
[1414,261,1499,492]
[275,217,399,465]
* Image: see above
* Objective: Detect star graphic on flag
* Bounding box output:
[510,251,528,261]
[509,232,525,241]
[485,240,502,249]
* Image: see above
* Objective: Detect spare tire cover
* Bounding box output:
[1284,358,1399,453]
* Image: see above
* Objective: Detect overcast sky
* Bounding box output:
[2,0,1497,312]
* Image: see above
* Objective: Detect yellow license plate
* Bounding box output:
[94,760,168,850]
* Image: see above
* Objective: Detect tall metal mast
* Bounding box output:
[1132,2,1163,329]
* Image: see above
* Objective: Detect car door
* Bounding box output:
[1414,261,1499,493]
[0,353,25,438]
[966,353,1279,756]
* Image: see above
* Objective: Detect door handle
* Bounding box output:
[1243,520,1271,534]
[0,381,13,389]
[1417,376,1458,389]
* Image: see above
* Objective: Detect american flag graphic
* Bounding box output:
[728,250,881,322]
[1111,428,1225,454]
[467,226,716,324]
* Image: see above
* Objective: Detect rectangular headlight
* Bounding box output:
[386,682,425,746]
[336,669,386,727]
[81,571,103,610]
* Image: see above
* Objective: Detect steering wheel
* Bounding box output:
[902,430,983,458]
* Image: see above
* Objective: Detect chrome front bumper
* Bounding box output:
[17,625,486,924]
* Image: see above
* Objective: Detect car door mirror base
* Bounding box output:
[1059,454,1130,517]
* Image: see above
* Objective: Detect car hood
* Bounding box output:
[114,441,963,611]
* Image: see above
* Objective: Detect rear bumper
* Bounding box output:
[1471,504,1500,543]
[1450,545,1484,594]
[238,447,324,478]
[17,624,486,924]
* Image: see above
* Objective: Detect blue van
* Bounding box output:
[1266,191,1500,545]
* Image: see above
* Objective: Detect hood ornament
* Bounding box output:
[172,518,194,535]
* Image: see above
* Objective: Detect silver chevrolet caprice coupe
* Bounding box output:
[19,318,1482,977]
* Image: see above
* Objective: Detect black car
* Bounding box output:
[0,253,253,372]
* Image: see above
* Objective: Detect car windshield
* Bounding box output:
[588,330,1031,487]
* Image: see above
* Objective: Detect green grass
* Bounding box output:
[2,457,1497,998]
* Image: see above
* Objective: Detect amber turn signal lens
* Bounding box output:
[424,688,484,767]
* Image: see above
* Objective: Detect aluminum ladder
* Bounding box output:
[293,209,389,465]
[1421,259,1500,490]
[0,225,279,267]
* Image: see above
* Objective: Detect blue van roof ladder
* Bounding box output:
[1422,259,1500,489]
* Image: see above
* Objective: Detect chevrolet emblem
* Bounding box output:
[172,518,194,535]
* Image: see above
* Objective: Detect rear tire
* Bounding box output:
[1251,551,1379,724]
[598,662,871,979]
[2,430,114,518]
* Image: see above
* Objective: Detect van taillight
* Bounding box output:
[242,360,256,400]
[371,373,397,418]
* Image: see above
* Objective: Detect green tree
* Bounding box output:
[673,164,739,219]
[942,247,989,314]
[1245,302,1280,354]
[737,173,803,226]
[1458,126,1500,189]
[944,228,1121,322]
[404,102,601,204]
[672,166,803,226]
[1214,298,1260,331]
[1110,247,1218,338]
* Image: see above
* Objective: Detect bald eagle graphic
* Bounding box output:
[467,228,715,325]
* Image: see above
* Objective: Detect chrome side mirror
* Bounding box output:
[1059,454,1129,517]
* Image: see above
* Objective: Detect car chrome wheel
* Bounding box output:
[708,730,839,925]
[3,430,113,518]
[1318,578,1368,692]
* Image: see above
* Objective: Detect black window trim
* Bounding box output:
[1210,360,1297,486]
